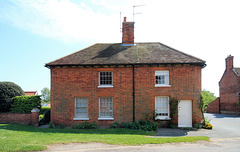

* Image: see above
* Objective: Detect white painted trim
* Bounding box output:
[98,85,114,88]
[75,97,88,119]
[155,117,171,120]
[73,118,89,120]
[154,84,171,87]
[99,71,113,86]
[155,70,170,86]
[98,118,114,120]
[155,96,170,119]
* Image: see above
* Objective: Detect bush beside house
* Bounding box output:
[0,82,25,112]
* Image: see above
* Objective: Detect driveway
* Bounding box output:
[40,113,240,152]
[155,113,240,138]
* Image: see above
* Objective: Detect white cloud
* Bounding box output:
[0,0,124,43]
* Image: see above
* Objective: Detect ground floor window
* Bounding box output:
[155,96,170,120]
[99,97,113,119]
[74,97,88,119]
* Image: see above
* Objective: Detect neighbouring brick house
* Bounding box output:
[24,91,38,96]
[219,55,240,114]
[45,17,206,127]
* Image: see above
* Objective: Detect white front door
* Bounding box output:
[178,100,192,127]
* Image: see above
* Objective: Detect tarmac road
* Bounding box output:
[40,113,240,152]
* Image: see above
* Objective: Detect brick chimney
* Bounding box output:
[226,55,234,71]
[122,17,135,46]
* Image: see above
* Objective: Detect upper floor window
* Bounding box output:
[98,71,113,88]
[155,71,170,87]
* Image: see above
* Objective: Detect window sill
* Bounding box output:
[98,85,114,88]
[154,84,171,87]
[73,118,89,120]
[155,117,171,120]
[98,118,114,120]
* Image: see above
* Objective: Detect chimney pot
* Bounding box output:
[124,17,127,22]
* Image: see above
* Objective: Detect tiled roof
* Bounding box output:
[233,68,240,77]
[46,43,206,67]
[24,91,38,96]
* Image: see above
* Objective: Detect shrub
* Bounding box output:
[39,107,51,125]
[39,114,44,120]
[70,122,98,129]
[40,107,51,115]
[203,117,213,129]
[48,122,55,129]
[59,123,66,129]
[10,95,41,113]
[111,122,118,128]
[120,120,158,131]
[0,82,25,112]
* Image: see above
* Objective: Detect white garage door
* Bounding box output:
[178,100,192,127]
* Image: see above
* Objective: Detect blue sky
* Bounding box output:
[0,0,240,96]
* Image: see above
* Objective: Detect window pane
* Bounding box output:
[100,72,112,85]
[155,97,169,118]
[155,71,169,85]
[99,97,113,118]
[75,97,88,118]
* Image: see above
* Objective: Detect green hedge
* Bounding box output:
[120,120,158,131]
[40,107,51,115]
[10,95,41,113]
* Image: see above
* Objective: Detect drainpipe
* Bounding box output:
[132,64,135,122]
[219,97,221,114]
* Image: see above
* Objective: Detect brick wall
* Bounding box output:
[0,109,40,127]
[219,69,240,114]
[205,97,220,113]
[50,64,203,127]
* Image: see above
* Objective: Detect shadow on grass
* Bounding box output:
[0,123,155,136]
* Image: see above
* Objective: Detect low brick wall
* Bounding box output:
[0,108,40,127]
[205,97,220,113]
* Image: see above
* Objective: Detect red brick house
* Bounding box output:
[24,91,38,96]
[45,17,206,127]
[219,55,240,114]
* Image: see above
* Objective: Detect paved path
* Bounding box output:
[39,113,240,152]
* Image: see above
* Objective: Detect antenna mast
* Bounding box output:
[120,12,122,33]
[133,4,145,22]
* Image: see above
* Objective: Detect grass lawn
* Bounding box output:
[0,124,209,152]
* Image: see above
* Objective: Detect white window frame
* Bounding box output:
[98,71,114,88]
[155,70,171,87]
[73,97,89,120]
[98,97,114,120]
[155,96,170,120]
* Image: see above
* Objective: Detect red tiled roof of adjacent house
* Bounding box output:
[24,91,38,96]
[45,43,206,68]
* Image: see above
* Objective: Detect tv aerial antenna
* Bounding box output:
[133,4,145,22]
[120,4,145,33]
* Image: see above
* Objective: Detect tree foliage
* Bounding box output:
[201,89,217,108]
[0,82,25,112]
[41,87,51,103]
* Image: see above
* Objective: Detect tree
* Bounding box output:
[201,89,217,110]
[0,82,25,112]
[41,87,51,103]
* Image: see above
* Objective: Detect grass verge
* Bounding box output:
[0,124,209,152]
